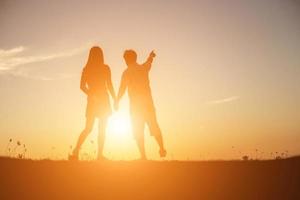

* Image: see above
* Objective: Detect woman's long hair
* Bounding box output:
[84,46,104,75]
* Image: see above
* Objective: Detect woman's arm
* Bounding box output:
[115,71,128,110]
[106,67,116,100]
[80,69,89,95]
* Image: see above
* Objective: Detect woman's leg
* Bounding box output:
[97,117,108,159]
[72,116,95,156]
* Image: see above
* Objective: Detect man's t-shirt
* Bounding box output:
[122,63,155,114]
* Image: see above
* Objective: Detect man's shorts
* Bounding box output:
[130,107,160,140]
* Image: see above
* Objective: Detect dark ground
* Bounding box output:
[1,156,300,200]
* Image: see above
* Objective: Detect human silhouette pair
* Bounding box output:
[69,46,166,161]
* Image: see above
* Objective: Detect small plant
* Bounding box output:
[11,141,21,157]
[68,145,73,156]
[4,139,27,159]
[255,149,259,160]
[242,155,249,161]
[275,156,282,160]
[4,138,13,156]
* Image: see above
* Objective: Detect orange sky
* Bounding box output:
[0,0,299,160]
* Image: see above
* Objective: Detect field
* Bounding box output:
[1,156,300,200]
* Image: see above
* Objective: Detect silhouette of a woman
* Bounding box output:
[70,46,115,160]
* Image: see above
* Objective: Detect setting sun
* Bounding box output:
[107,111,131,136]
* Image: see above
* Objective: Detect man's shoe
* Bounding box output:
[159,149,167,158]
[97,155,108,161]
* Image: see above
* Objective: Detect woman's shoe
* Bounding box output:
[68,154,79,161]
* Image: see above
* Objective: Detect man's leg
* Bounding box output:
[136,132,146,160]
[72,116,95,157]
[132,114,146,159]
[97,117,107,160]
[147,111,166,157]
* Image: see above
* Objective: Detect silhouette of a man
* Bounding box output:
[115,50,166,160]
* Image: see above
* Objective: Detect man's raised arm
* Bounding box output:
[142,50,156,71]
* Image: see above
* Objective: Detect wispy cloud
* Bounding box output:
[7,69,76,81]
[0,45,87,71]
[207,96,240,105]
[0,46,25,59]
[0,44,89,80]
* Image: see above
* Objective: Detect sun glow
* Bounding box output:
[104,111,138,160]
[107,111,131,136]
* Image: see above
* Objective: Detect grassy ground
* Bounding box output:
[1,156,300,200]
